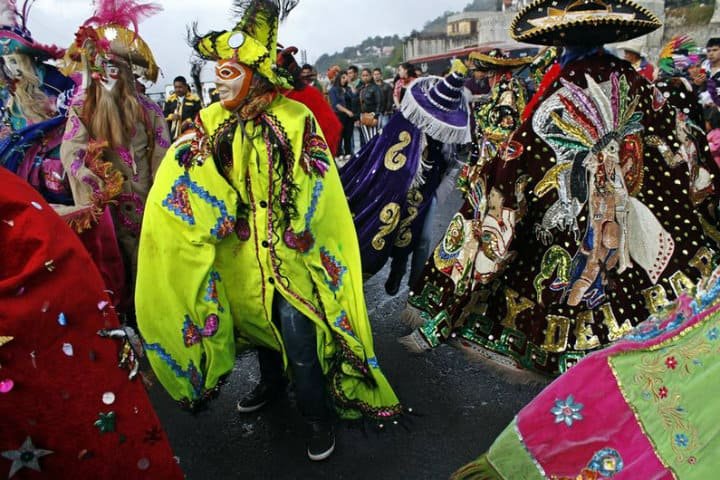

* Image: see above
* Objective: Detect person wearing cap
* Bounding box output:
[623,46,656,81]
[396,0,720,378]
[340,59,471,296]
[398,49,532,350]
[164,75,202,140]
[58,0,170,313]
[135,0,403,462]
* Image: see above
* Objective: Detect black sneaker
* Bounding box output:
[236,381,285,413]
[307,421,335,461]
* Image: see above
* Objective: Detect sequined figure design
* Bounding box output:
[402,55,720,376]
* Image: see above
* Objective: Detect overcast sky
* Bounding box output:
[29,0,471,90]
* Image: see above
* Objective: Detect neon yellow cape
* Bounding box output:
[136,96,402,420]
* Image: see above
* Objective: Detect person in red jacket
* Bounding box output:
[277,46,342,157]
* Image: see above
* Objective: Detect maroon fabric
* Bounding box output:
[0,169,183,479]
[77,207,127,307]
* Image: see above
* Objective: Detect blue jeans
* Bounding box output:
[257,295,329,421]
[390,195,438,287]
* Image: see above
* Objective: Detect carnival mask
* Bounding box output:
[215,59,253,112]
[99,60,121,92]
[2,54,23,80]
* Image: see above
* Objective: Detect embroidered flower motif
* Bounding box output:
[675,433,689,448]
[333,311,356,338]
[182,314,220,348]
[658,386,668,399]
[707,327,719,341]
[665,356,678,369]
[551,395,584,427]
[320,247,347,292]
[587,448,624,477]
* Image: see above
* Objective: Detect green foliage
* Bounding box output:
[666,3,714,24]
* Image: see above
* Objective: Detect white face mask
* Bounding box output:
[99,60,121,92]
[2,55,23,80]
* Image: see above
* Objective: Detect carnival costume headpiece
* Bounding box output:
[510,0,661,46]
[468,48,534,72]
[0,0,64,59]
[190,0,297,90]
[400,59,471,145]
[63,0,162,83]
[658,34,701,78]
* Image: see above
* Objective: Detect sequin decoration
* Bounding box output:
[284,180,323,253]
[93,412,116,434]
[1,437,53,478]
[333,311,356,338]
[551,394,584,427]
[182,314,220,347]
[163,173,236,239]
[320,247,347,292]
[203,271,224,312]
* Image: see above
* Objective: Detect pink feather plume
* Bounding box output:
[84,0,162,38]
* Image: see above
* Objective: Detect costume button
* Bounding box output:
[259,201,268,208]
[261,240,269,248]
[268,278,275,284]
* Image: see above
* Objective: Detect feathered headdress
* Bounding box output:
[63,0,162,83]
[0,0,65,59]
[541,73,644,155]
[658,34,701,78]
[189,0,298,88]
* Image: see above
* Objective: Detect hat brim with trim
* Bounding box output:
[468,51,534,71]
[510,0,661,47]
[401,76,471,145]
[0,27,65,60]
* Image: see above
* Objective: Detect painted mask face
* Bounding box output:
[2,54,23,80]
[215,60,253,111]
[99,59,121,92]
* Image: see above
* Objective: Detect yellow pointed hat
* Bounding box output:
[191,0,297,89]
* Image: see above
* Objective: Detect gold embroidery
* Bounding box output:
[598,303,633,342]
[669,271,696,298]
[501,288,534,329]
[371,203,400,251]
[383,131,412,171]
[533,245,572,304]
[542,315,570,353]
[689,247,714,277]
[642,285,672,315]
[574,310,601,350]
[394,189,423,248]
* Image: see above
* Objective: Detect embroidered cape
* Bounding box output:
[136,97,402,419]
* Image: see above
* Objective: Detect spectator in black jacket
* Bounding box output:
[358,68,383,145]
[373,68,393,130]
[163,76,202,140]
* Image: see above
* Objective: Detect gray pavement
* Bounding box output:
[148,169,546,479]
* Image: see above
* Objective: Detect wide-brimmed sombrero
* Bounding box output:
[510,0,661,47]
[400,59,471,145]
[468,48,534,72]
[0,1,65,60]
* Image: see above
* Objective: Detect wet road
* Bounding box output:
[148,169,545,479]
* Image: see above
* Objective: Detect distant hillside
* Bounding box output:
[314,0,499,75]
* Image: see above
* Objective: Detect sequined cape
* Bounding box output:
[452,265,720,480]
[136,97,402,419]
[404,53,720,376]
